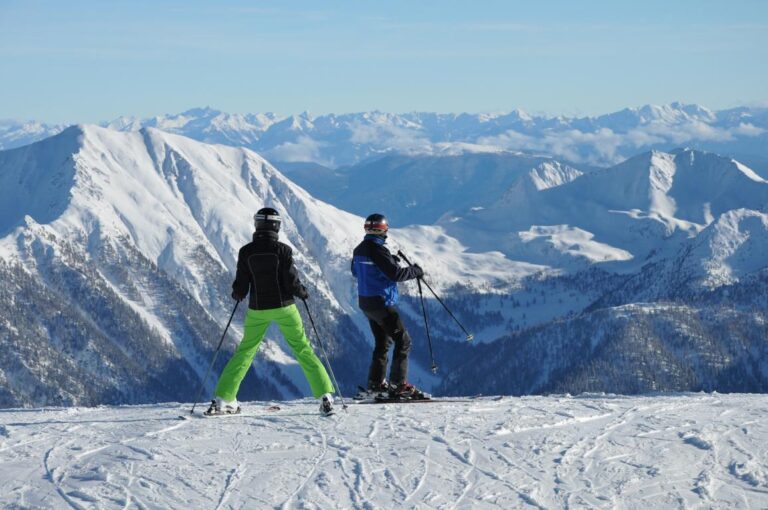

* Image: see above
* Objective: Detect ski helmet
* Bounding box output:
[364,213,389,236]
[254,207,281,233]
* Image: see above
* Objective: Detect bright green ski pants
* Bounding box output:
[214,304,334,400]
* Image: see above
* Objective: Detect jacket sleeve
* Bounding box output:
[232,247,250,298]
[370,244,421,282]
[280,245,305,296]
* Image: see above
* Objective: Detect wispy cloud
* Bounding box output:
[478,120,766,166]
[267,136,327,164]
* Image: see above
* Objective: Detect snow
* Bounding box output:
[684,208,768,288]
[516,225,634,265]
[2,394,767,508]
[441,147,768,272]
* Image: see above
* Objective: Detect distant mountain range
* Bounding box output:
[1,122,767,407]
[2,103,767,172]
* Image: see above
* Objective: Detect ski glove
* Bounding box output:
[232,290,246,302]
[296,285,309,300]
[412,264,424,279]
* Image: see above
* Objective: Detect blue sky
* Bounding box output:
[0,0,766,123]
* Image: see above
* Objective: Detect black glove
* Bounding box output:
[411,264,424,279]
[393,254,401,263]
[296,285,309,300]
[232,290,246,302]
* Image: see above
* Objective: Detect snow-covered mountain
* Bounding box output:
[2,395,768,508]
[2,125,768,409]
[104,107,279,149]
[3,103,767,172]
[440,179,768,394]
[0,125,373,407]
[442,148,768,269]
[0,119,65,151]
[283,153,584,227]
[0,126,534,408]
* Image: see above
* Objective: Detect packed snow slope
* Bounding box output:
[2,394,768,509]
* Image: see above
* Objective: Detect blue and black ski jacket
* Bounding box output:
[351,235,422,309]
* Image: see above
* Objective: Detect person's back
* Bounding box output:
[206,207,335,417]
[234,228,302,310]
[352,234,403,310]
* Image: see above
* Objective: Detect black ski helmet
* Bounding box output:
[364,213,389,236]
[254,207,281,233]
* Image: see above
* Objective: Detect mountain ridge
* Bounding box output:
[2,102,766,172]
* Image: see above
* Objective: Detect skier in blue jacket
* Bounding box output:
[351,213,426,398]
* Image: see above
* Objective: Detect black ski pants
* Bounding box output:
[362,306,412,387]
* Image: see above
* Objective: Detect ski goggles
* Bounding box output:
[254,213,281,223]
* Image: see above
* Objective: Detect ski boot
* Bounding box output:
[354,380,389,400]
[203,397,241,416]
[388,382,430,401]
[319,394,335,416]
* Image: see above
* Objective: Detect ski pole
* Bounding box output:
[416,276,439,374]
[189,300,240,415]
[397,249,474,342]
[302,298,348,411]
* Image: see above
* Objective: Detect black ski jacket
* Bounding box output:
[232,231,306,310]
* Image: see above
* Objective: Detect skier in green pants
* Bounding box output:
[206,207,335,416]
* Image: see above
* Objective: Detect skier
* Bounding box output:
[206,207,335,416]
[351,213,427,399]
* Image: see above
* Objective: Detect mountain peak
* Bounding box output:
[180,106,221,117]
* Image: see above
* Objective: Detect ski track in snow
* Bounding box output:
[1,395,768,509]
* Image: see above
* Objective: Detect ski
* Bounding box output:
[353,396,482,405]
[354,398,469,405]
[354,385,387,401]
[203,405,281,417]
[180,404,281,420]
[354,385,434,402]
[375,390,432,403]
[201,410,241,418]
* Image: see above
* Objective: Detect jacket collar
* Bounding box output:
[364,234,386,245]
[253,230,279,242]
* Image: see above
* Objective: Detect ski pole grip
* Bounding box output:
[397,249,412,265]
[398,249,425,281]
